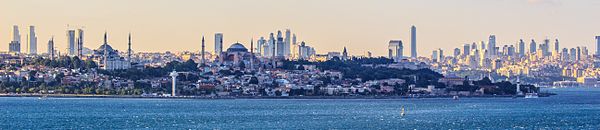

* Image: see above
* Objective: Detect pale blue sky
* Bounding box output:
[1,0,599,56]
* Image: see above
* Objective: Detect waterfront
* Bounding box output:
[1,87,600,129]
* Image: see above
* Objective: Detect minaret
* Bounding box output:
[103,32,108,68]
[272,33,276,69]
[201,35,205,66]
[342,47,348,61]
[250,38,254,70]
[49,36,55,60]
[127,33,132,61]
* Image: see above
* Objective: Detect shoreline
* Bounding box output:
[0,93,553,99]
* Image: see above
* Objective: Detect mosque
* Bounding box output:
[91,32,131,70]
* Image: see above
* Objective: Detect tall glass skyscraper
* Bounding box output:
[596,36,600,56]
[67,30,76,56]
[530,39,537,54]
[518,39,525,57]
[411,25,417,58]
[29,26,37,54]
[488,35,496,56]
[284,29,291,58]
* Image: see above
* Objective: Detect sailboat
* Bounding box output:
[400,106,406,117]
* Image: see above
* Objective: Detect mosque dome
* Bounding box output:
[226,43,248,52]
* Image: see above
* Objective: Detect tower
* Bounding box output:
[67,29,76,56]
[530,39,537,54]
[342,47,348,61]
[128,33,132,61]
[77,29,84,57]
[284,29,291,58]
[292,34,297,59]
[516,76,522,95]
[554,38,559,54]
[48,36,55,60]
[410,25,417,58]
[595,36,600,56]
[250,38,254,70]
[103,32,108,67]
[215,33,223,57]
[29,26,37,54]
[276,30,284,57]
[9,25,21,53]
[488,35,496,56]
[518,39,525,57]
[201,36,206,65]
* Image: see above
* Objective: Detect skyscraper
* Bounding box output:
[518,39,525,57]
[453,48,461,57]
[410,25,417,58]
[67,30,76,56]
[48,36,55,60]
[77,29,84,57]
[388,40,403,61]
[530,39,537,54]
[215,33,223,56]
[257,37,265,56]
[13,25,20,43]
[488,35,496,56]
[284,29,291,58]
[9,25,21,53]
[29,26,37,54]
[264,33,275,57]
[596,36,600,56]
[554,38,559,53]
[542,38,550,56]
[480,41,486,50]
[431,50,438,62]
[463,44,471,56]
[276,31,284,57]
[438,48,444,61]
[292,34,297,59]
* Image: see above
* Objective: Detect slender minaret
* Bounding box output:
[272,34,276,69]
[250,38,254,70]
[201,36,205,66]
[127,33,132,61]
[103,32,108,68]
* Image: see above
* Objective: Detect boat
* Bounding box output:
[400,106,406,117]
[38,95,48,100]
[453,96,459,100]
[524,93,539,98]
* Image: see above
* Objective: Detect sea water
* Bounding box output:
[1,88,599,129]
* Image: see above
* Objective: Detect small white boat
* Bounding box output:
[524,93,539,98]
[38,95,48,100]
[400,106,406,117]
[453,96,459,100]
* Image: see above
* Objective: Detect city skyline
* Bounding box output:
[2,0,600,56]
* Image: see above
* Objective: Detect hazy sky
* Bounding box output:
[1,0,600,56]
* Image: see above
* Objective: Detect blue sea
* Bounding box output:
[1,88,600,129]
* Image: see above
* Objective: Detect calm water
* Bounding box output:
[2,88,600,129]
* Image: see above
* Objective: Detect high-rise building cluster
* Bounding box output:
[429,34,600,85]
[249,29,315,60]
[388,25,418,62]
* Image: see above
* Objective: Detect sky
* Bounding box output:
[1,0,600,57]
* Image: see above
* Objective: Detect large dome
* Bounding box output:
[97,44,114,52]
[226,43,248,52]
